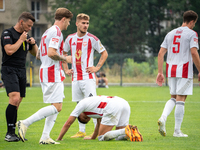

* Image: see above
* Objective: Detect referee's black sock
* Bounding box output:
[5,104,17,134]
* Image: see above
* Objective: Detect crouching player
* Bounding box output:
[57,95,143,142]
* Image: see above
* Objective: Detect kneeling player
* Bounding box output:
[57,95,143,142]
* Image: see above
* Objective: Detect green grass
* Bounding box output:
[0,86,200,150]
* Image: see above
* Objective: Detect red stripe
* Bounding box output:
[87,33,99,41]
[87,39,93,79]
[59,41,65,81]
[40,68,43,82]
[166,63,169,77]
[76,39,83,80]
[97,102,107,109]
[171,65,177,77]
[48,65,55,82]
[69,38,74,81]
[55,26,61,36]
[182,62,189,78]
[84,112,103,116]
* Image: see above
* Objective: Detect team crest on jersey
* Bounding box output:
[75,49,82,60]
[83,42,87,46]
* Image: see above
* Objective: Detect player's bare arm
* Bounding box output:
[84,118,101,140]
[48,47,68,62]
[36,49,40,60]
[191,47,200,81]
[86,50,108,73]
[4,31,27,56]
[62,51,73,75]
[156,47,167,86]
[191,47,200,73]
[57,116,76,141]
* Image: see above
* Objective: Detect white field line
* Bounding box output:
[0,100,200,104]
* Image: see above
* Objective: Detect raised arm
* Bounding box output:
[4,31,27,56]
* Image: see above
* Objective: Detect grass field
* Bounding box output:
[0,86,200,150]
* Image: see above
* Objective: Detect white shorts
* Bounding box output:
[168,77,193,95]
[41,82,65,103]
[72,79,96,102]
[101,97,130,127]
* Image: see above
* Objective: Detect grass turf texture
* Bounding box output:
[0,86,200,150]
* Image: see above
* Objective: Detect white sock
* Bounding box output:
[115,134,127,140]
[92,118,97,128]
[23,105,58,127]
[174,101,185,133]
[41,112,58,140]
[78,121,86,133]
[161,98,176,122]
[102,128,125,141]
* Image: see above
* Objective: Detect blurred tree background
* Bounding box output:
[47,0,200,56]
[26,0,200,84]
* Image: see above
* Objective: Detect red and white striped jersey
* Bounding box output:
[70,96,117,118]
[39,25,65,83]
[64,32,106,81]
[161,26,199,78]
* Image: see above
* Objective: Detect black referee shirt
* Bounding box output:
[1,27,33,68]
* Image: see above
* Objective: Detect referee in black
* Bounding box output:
[1,12,38,142]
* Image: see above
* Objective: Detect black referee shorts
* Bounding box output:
[1,66,27,97]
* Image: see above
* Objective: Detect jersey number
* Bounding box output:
[172,35,181,53]
[41,35,47,56]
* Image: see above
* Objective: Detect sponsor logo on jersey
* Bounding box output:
[52,38,59,45]
[52,38,59,42]
[75,49,82,60]
[72,42,76,46]
[194,38,198,45]
[99,41,104,50]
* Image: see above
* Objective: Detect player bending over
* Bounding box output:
[57,95,143,142]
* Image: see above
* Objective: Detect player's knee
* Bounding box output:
[53,104,62,112]
[9,94,21,106]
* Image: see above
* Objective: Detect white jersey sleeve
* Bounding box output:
[189,32,199,50]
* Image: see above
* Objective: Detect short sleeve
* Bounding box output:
[1,30,13,47]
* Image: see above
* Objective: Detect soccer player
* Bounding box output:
[57,95,143,142]
[16,8,73,144]
[1,12,38,142]
[64,13,108,138]
[156,10,200,137]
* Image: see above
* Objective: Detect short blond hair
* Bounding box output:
[76,13,90,22]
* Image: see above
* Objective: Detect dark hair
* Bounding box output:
[183,10,198,23]
[55,8,73,20]
[77,116,88,124]
[18,12,35,22]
